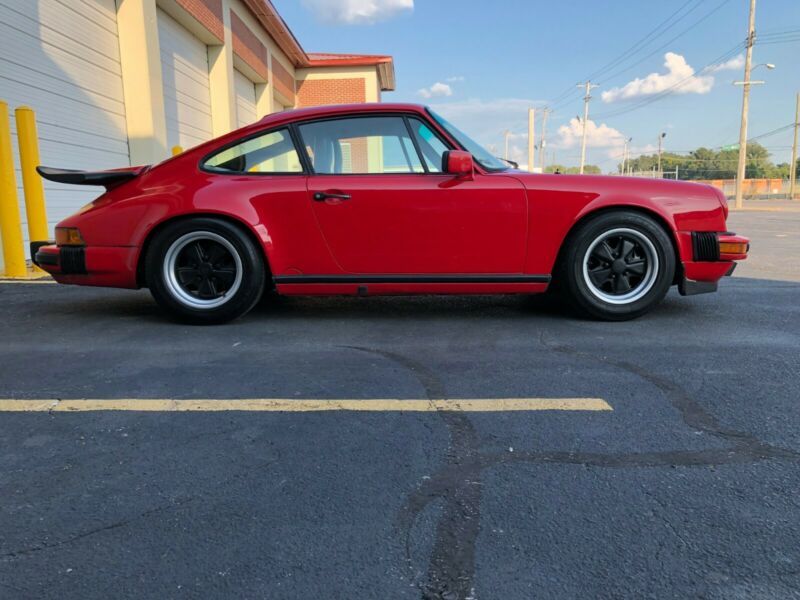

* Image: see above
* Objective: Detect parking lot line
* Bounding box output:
[0,279,56,284]
[0,398,612,412]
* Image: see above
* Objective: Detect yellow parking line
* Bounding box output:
[0,398,612,412]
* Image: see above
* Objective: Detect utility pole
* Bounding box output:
[622,137,632,175]
[527,108,535,172]
[540,107,551,172]
[657,132,667,177]
[791,92,799,200]
[503,129,511,161]
[734,0,757,209]
[578,81,598,174]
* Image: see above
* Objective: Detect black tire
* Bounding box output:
[556,210,675,321]
[145,218,266,324]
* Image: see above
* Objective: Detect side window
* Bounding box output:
[203,128,303,174]
[409,118,450,173]
[298,116,424,175]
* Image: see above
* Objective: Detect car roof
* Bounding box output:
[257,103,429,126]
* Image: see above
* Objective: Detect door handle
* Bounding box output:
[313,191,351,202]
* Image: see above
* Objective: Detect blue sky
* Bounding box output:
[272,0,800,172]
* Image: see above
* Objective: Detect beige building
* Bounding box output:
[0,0,395,265]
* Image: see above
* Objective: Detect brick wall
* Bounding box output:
[296,78,369,171]
[231,11,268,79]
[175,0,223,42]
[296,77,366,108]
[271,57,295,105]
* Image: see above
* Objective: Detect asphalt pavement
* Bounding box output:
[1,207,799,599]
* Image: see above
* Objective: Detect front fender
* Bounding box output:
[514,174,727,275]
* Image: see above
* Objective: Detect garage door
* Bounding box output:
[0,0,129,259]
[158,8,212,151]
[234,69,257,128]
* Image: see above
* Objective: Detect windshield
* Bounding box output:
[428,109,509,172]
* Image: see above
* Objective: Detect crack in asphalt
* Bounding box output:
[1,457,280,563]
[345,346,481,600]
[346,338,799,600]
[1,497,196,561]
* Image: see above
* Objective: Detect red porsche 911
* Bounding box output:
[33,103,748,324]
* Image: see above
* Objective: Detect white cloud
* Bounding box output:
[418,82,453,99]
[301,0,413,25]
[709,54,744,72]
[601,52,714,103]
[556,117,627,150]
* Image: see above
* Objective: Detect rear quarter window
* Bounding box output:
[203,128,303,174]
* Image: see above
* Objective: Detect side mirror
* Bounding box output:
[443,150,474,178]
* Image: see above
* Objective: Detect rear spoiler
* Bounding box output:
[36,165,148,189]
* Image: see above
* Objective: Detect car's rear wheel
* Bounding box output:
[558,211,675,320]
[145,218,265,324]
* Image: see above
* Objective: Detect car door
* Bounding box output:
[297,114,527,275]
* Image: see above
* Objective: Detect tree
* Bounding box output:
[544,164,601,174]
[619,142,778,180]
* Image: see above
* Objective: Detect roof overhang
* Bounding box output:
[238,2,396,91]
[240,0,310,67]
[305,53,396,91]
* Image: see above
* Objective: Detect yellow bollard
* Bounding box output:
[15,106,49,244]
[0,101,27,278]
[172,145,183,156]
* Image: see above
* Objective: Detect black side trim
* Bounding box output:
[274,274,551,285]
[60,247,87,274]
[692,232,720,261]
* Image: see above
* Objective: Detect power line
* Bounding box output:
[756,38,800,46]
[591,42,745,120]
[596,0,734,85]
[587,0,704,82]
[757,29,800,39]
[759,27,800,35]
[545,0,706,109]
[716,123,794,148]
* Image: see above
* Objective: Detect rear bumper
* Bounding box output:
[31,242,139,288]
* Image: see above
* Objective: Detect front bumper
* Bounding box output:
[677,231,749,296]
[30,241,139,288]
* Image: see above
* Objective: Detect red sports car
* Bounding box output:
[33,103,748,324]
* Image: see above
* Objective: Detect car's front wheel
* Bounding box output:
[557,211,675,320]
[145,218,265,324]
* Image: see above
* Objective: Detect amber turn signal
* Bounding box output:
[719,241,747,255]
[55,227,85,246]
